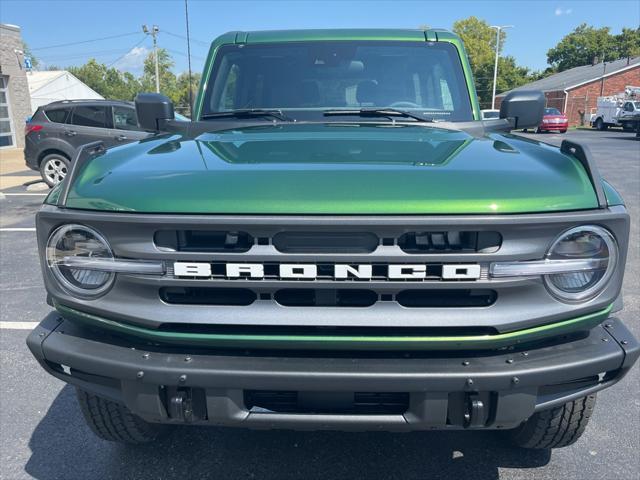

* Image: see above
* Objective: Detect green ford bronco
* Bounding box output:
[28,29,638,448]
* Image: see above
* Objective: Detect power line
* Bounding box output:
[39,49,129,62]
[107,35,149,68]
[165,48,205,61]
[163,30,209,46]
[31,31,141,51]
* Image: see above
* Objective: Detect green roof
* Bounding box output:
[223,29,457,44]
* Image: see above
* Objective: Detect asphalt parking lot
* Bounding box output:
[0,129,638,480]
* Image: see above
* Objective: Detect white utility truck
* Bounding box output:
[591,86,640,132]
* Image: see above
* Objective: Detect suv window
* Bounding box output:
[113,105,139,130]
[44,108,70,124]
[203,41,474,122]
[71,105,108,128]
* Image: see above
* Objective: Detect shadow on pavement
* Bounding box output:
[25,386,551,480]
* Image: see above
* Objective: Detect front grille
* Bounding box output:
[273,231,379,253]
[398,231,502,253]
[38,207,627,335]
[160,287,256,306]
[156,229,501,254]
[155,230,253,252]
[157,287,497,308]
[244,390,410,414]
[274,288,378,307]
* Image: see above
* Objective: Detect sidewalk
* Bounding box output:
[0,148,41,190]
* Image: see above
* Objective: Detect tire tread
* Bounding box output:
[76,388,167,444]
[507,394,596,449]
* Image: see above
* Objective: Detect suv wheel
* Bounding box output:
[40,153,70,187]
[506,394,596,449]
[76,388,170,444]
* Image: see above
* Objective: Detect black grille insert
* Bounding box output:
[273,231,379,253]
[274,289,378,307]
[160,287,256,306]
[396,289,496,308]
[398,231,502,253]
[155,230,253,252]
[244,390,410,414]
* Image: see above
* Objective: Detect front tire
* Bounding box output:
[40,153,70,187]
[76,388,170,444]
[506,394,596,449]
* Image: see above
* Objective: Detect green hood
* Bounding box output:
[61,124,599,214]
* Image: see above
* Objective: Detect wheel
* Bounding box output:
[506,394,596,449]
[535,127,544,134]
[595,118,607,131]
[560,129,567,133]
[622,123,634,132]
[76,388,170,444]
[40,153,70,187]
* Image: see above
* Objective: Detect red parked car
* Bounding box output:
[536,107,568,133]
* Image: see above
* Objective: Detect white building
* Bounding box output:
[27,70,103,112]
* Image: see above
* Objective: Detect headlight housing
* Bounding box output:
[46,224,115,297]
[544,225,617,302]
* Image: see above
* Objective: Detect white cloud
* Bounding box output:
[555,7,573,15]
[113,46,149,73]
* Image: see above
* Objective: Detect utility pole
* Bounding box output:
[142,25,160,93]
[490,25,513,110]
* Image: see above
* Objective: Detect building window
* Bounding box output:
[0,76,15,148]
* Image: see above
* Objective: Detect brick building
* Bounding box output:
[0,23,31,149]
[496,57,640,127]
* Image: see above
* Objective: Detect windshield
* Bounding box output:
[544,108,562,115]
[202,41,474,122]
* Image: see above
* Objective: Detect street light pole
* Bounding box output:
[490,25,513,110]
[142,25,160,93]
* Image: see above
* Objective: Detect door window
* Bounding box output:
[0,75,14,148]
[71,105,108,128]
[45,108,71,124]
[112,106,139,130]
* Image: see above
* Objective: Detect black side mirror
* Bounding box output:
[135,93,175,131]
[499,90,545,130]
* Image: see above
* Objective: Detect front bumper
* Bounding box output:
[539,122,569,131]
[28,312,639,431]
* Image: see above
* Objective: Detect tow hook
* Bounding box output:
[463,393,486,428]
[169,390,194,422]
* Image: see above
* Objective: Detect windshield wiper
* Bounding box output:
[323,108,434,123]
[201,109,293,121]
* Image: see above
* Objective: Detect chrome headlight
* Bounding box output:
[46,224,115,297]
[544,225,617,302]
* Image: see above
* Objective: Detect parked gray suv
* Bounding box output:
[24,99,150,186]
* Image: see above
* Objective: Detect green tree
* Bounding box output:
[615,27,640,60]
[453,17,532,108]
[141,48,179,102]
[453,16,503,73]
[547,24,617,71]
[174,71,201,117]
[68,59,143,101]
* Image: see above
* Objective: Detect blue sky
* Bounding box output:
[2,0,638,75]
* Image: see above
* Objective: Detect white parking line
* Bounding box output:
[0,228,36,232]
[0,321,39,330]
